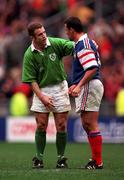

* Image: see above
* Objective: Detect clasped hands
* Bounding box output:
[68,84,81,97]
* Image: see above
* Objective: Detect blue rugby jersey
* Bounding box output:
[72,34,101,84]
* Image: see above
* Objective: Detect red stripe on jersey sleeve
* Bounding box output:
[78,51,94,59]
[81,58,96,66]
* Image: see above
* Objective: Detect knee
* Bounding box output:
[37,122,47,131]
[83,122,91,134]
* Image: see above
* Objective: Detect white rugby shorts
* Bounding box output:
[75,79,104,113]
[31,80,71,113]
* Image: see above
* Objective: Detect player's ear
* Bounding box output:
[70,28,75,33]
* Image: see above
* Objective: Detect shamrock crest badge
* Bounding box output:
[49,53,56,61]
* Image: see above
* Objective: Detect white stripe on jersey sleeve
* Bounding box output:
[77,49,98,70]
[77,49,85,57]
[83,59,98,70]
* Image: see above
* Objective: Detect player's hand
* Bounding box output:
[68,84,77,94]
[40,94,54,109]
[71,86,81,97]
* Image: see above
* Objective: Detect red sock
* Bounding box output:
[88,132,103,166]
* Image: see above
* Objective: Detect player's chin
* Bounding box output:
[42,42,46,46]
[69,37,73,41]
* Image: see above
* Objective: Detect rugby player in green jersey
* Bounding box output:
[22,22,73,169]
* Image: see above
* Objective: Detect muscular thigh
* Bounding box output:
[31,80,71,113]
[53,112,68,132]
[81,111,99,131]
[75,79,104,113]
[34,112,49,131]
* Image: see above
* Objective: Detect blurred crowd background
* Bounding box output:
[0,0,124,117]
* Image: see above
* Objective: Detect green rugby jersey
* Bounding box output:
[22,37,73,87]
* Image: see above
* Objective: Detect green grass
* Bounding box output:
[0,143,124,180]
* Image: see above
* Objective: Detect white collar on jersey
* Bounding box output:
[75,33,88,44]
[31,38,51,52]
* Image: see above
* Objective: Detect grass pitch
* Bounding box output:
[0,142,124,180]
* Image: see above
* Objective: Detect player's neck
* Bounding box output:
[74,32,84,42]
[33,42,45,51]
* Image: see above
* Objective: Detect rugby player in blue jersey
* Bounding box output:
[64,17,104,169]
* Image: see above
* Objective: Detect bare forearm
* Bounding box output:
[31,82,43,100]
[78,68,97,88]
